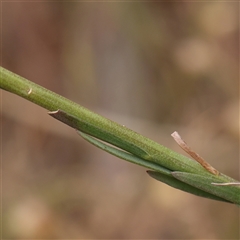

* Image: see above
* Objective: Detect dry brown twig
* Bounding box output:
[171,131,240,186]
[171,131,219,175]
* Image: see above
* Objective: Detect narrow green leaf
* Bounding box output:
[78,131,172,175]
[147,171,231,203]
[48,109,210,176]
[49,109,150,160]
[172,172,240,205]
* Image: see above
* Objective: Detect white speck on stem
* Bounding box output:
[211,182,240,186]
[27,88,32,95]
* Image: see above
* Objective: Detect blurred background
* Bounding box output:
[1,1,239,239]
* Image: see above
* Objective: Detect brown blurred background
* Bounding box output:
[1,2,239,239]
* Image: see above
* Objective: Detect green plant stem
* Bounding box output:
[1,66,239,205]
[0,66,206,174]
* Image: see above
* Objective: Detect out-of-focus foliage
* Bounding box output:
[2,2,239,239]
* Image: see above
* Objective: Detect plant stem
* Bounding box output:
[1,66,239,205]
[0,66,206,174]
